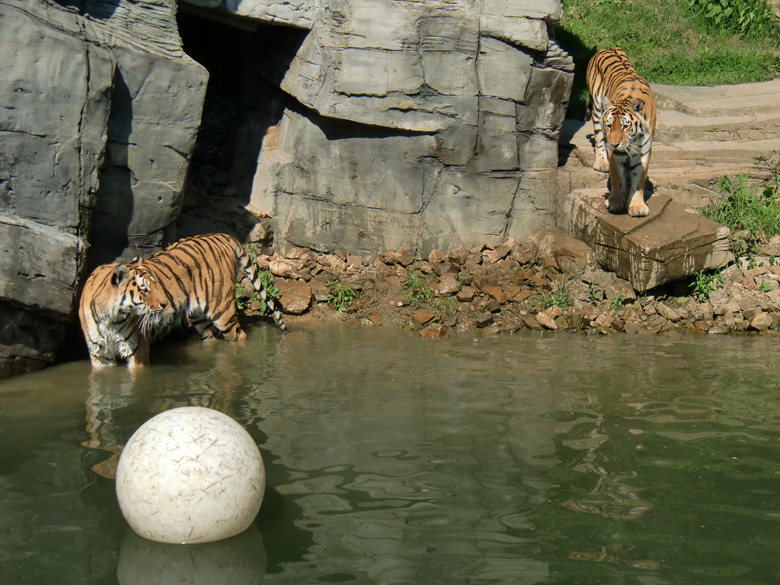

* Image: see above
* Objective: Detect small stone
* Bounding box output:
[275,280,312,314]
[655,302,682,322]
[482,286,505,304]
[447,246,469,265]
[436,273,461,295]
[483,244,511,264]
[475,312,494,327]
[412,311,435,324]
[384,249,415,266]
[457,286,477,302]
[750,311,772,331]
[323,254,346,271]
[536,307,561,330]
[268,258,301,278]
[420,325,448,338]
[428,249,445,264]
[623,321,641,335]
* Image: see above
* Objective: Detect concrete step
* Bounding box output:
[652,138,780,167]
[557,189,733,292]
[655,109,780,143]
[652,79,780,116]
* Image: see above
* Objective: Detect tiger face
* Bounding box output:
[125,261,171,337]
[603,98,650,158]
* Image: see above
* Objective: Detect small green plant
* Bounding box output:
[243,243,258,261]
[327,281,357,314]
[235,282,248,311]
[403,269,434,306]
[587,283,601,303]
[542,281,569,309]
[702,173,780,258]
[690,268,724,302]
[759,280,773,293]
[610,294,624,310]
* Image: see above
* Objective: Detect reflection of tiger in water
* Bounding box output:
[78,233,286,368]
[586,47,657,217]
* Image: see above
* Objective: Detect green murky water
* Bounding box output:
[1,325,780,584]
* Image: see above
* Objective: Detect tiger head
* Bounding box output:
[100,263,151,320]
[602,97,651,157]
[124,259,171,337]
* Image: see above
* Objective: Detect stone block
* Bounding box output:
[0,215,83,315]
[477,36,533,102]
[559,189,734,292]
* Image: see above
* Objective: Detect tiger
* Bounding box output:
[78,233,287,368]
[586,47,657,217]
[78,262,151,368]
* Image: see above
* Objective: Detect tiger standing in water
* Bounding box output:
[586,47,657,217]
[79,233,287,368]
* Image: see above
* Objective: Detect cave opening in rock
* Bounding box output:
[176,7,306,241]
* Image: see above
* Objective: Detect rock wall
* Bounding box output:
[0,0,572,376]
[0,0,206,376]
[239,0,574,255]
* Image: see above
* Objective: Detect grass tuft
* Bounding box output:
[702,173,780,257]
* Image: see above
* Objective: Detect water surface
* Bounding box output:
[1,325,779,584]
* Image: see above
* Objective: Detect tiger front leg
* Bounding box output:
[126,337,150,368]
[605,153,628,214]
[626,153,651,218]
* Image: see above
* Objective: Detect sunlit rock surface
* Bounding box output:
[189,0,574,254]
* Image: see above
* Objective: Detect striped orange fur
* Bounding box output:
[586,47,657,217]
[79,233,286,368]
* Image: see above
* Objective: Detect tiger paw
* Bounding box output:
[628,202,650,217]
[606,197,625,214]
[593,157,610,173]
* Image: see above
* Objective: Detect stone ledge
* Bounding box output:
[558,189,733,292]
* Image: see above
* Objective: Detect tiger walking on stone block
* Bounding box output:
[586,47,657,217]
[79,233,287,368]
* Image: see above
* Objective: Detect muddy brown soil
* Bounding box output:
[239,237,780,338]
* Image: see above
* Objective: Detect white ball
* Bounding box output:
[116,407,265,544]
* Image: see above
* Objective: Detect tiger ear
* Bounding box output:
[111,264,129,286]
[632,98,645,114]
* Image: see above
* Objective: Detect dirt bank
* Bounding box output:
[239,233,780,338]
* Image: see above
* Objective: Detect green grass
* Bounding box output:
[702,173,780,257]
[557,0,780,117]
[403,269,434,306]
[327,282,358,314]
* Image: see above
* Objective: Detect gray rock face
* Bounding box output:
[233,0,573,255]
[1,0,571,376]
[0,0,206,375]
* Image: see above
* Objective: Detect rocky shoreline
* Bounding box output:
[239,230,780,337]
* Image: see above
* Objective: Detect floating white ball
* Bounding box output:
[116,407,265,544]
